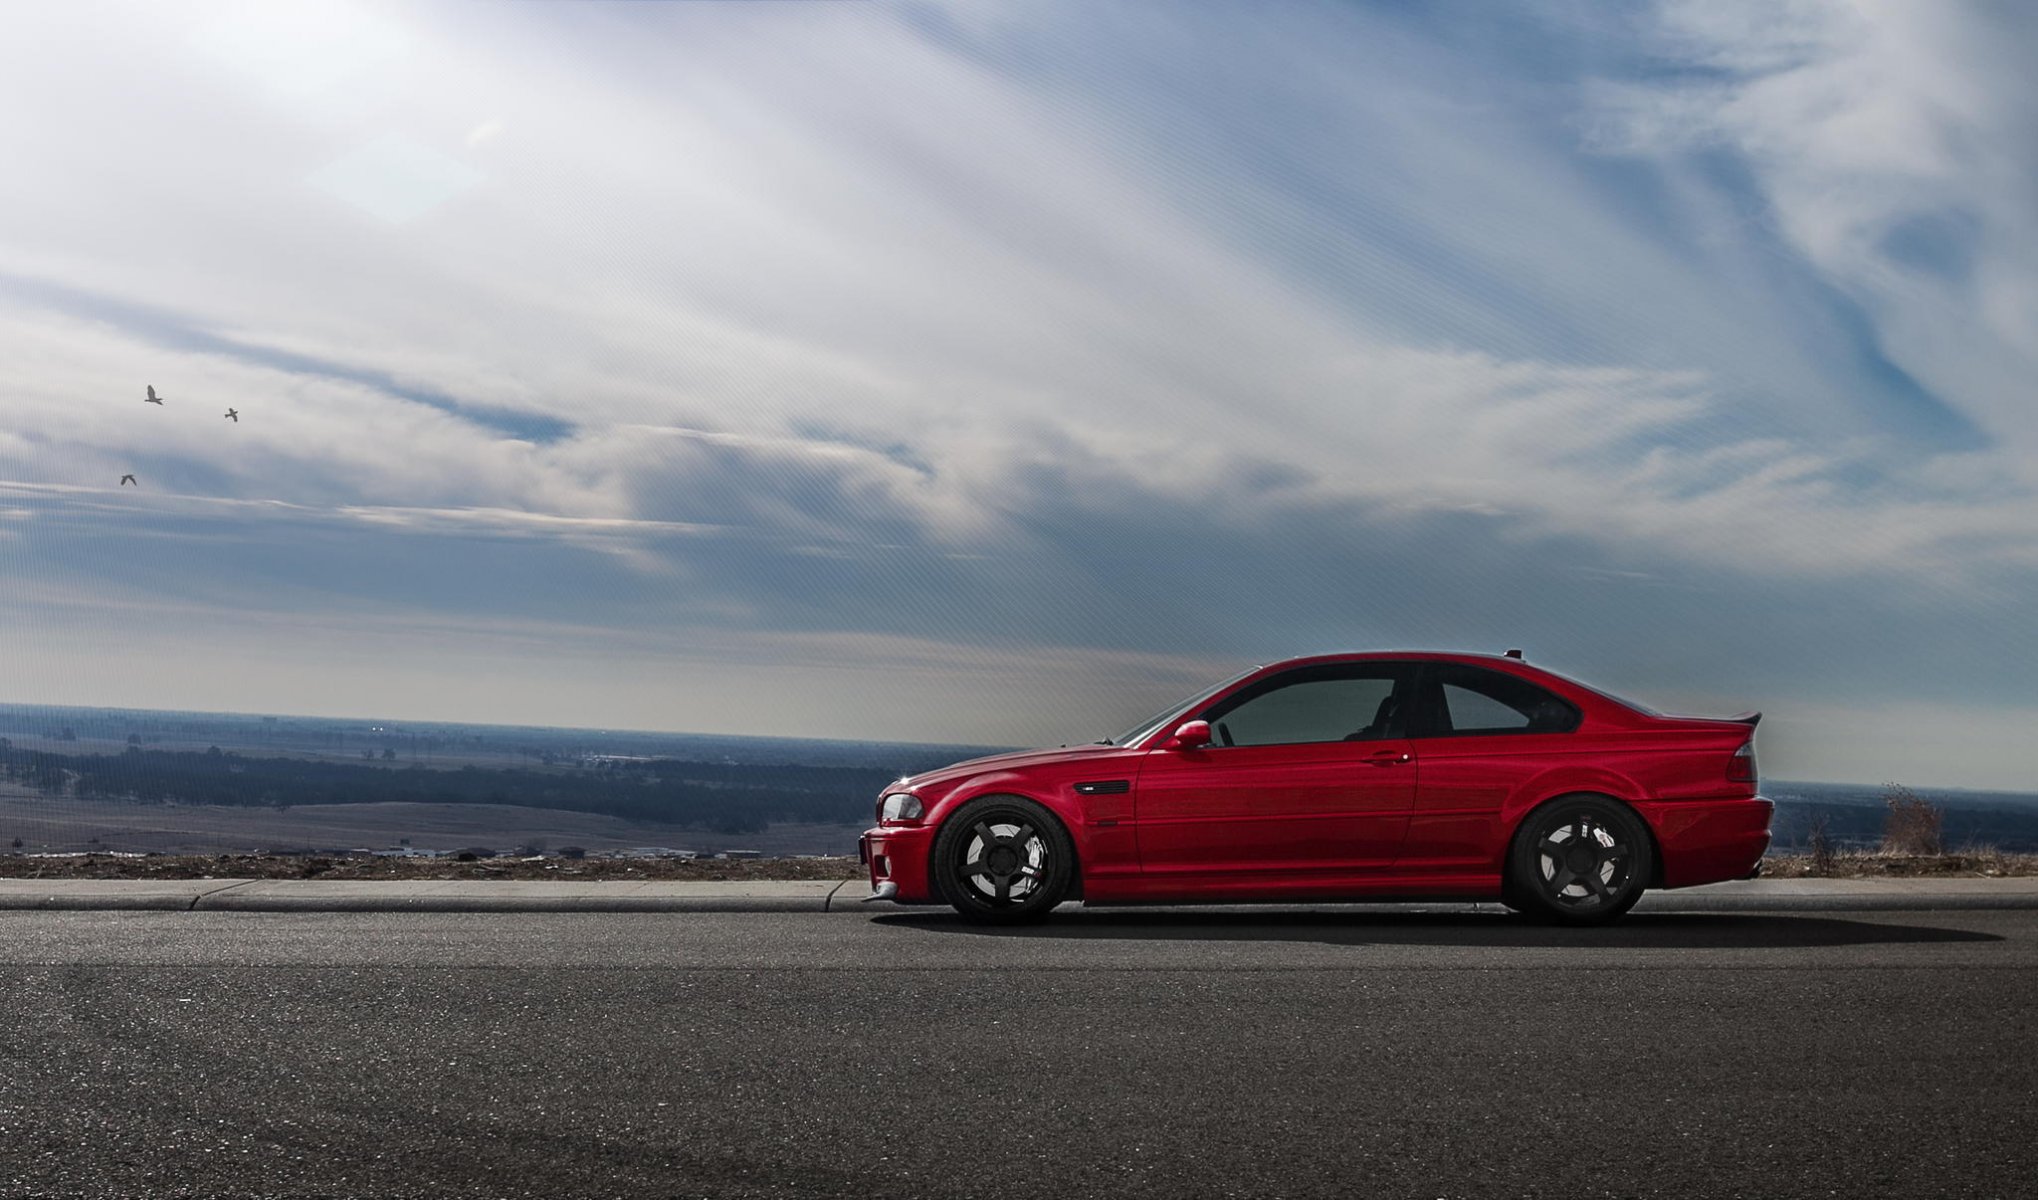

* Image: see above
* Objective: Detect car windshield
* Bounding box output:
[1101,668,1258,747]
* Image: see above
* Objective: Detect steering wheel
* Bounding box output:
[1216,721,1235,747]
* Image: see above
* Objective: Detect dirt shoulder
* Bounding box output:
[0,853,868,882]
[7,850,2037,882]
[1759,852,2038,878]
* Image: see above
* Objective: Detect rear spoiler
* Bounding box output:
[1729,712,1762,728]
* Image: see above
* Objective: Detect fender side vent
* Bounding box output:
[1074,780,1130,795]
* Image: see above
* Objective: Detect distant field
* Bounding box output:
[1766,780,2038,852]
[0,792,864,857]
[0,703,1006,856]
[6,701,2034,858]
[0,701,1012,774]
[0,732,544,769]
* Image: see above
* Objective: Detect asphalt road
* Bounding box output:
[3,904,2034,1199]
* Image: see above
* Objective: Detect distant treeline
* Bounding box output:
[1769,795,2038,853]
[8,741,2035,850]
[0,744,899,833]
[0,702,1015,773]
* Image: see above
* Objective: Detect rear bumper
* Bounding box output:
[858,825,938,904]
[1636,795,1774,889]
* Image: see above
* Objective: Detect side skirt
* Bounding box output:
[1080,870,1503,905]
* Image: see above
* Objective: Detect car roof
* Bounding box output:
[1259,650,1536,668]
[1238,651,1651,719]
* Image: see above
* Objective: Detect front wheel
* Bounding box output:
[1506,796,1652,925]
[931,796,1076,925]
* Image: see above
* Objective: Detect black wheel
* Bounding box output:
[931,796,1076,925]
[1506,796,1651,925]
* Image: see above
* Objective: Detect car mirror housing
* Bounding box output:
[1162,719,1212,750]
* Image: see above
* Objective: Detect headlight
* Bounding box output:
[880,793,924,822]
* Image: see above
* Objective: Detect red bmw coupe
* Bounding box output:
[859,651,1771,924]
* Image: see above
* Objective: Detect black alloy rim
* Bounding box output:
[1533,811,1633,910]
[960,818,1049,906]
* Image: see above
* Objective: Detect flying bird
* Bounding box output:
[144,385,164,405]
[120,474,137,486]
[224,408,239,422]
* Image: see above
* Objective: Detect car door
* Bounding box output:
[1397,661,1583,873]
[1133,661,1418,881]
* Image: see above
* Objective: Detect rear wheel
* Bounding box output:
[1506,796,1651,925]
[931,796,1075,925]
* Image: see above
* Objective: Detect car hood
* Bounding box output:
[899,744,1134,790]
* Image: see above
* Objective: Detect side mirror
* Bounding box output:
[1162,719,1212,750]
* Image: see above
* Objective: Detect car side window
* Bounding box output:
[1199,665,1407,747]
[1425,664,1579,736]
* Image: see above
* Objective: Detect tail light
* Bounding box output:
[1727,740,1758,784]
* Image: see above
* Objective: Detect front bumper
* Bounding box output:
[858,824,938,904]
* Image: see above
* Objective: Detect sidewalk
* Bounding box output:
[4,876,2038,913]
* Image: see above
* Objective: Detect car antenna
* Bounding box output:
[1503,648,1524,659]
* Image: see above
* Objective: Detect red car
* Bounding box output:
[859,651,1770,924]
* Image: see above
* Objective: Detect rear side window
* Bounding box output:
[1419,664,1579,737]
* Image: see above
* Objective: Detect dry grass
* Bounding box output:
[1758,849,2038,878]
[0,852,867,882]
[11,849,2037,883]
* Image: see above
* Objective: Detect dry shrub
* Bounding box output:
[1881,783,1943,856]
[1805,810,1836,876]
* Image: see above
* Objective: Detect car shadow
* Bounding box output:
[869,909,2004,949]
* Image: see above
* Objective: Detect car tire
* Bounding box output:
[931,795,1076,925]
[1506,795,1651,925]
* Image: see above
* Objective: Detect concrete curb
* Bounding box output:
[2,876,2037,914]
[0,879,257,911]
[1635,877,2038,912]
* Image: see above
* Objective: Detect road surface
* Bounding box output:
[3,903,2034,1198]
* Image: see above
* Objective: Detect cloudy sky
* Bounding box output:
[3,0,2035,787]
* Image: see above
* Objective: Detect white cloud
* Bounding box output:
[1,1,2034,781]
[1593,0,2038,471]
[5,236,2037,601]
[188,0,415,111]
[308,134,484,224]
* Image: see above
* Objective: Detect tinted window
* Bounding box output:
[1200,665,1406,747]
[1422,664,1579,736]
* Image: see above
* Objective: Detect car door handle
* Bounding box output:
[1363,751,1412,767]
